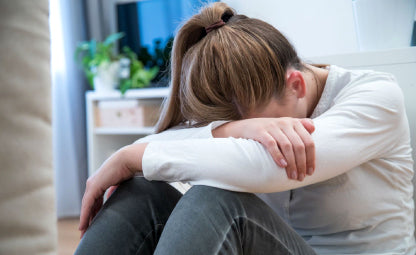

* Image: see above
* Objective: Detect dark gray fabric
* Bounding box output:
[75,178,316,255]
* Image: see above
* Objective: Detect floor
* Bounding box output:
[58,218,80,255]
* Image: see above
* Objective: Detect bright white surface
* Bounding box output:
[222,0,416,57]
[353,0,416,51]
[222,0,359,58]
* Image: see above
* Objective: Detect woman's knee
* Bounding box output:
[185,185,255,202]
[179,185,258,218]
[112,177,181,200]
[104,177,183,218]
[156,186,267,254]
[76,178,183,255]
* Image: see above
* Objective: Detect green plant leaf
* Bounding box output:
[104,32,125,46]
[122,46,137,61]
[130,59,144,74]
[74,42,91,62]
[75,32,128,91]
[148,66,159,80]
[119,79,131,95]
[85,69,95,89]
[89,40,96,58]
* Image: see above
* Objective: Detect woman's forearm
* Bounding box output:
[124,143,148,173]
[212,118,316,181]
[137,80,402,193]
[142,137,295,193]
[141,107,400,193]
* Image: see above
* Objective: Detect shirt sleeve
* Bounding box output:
[133,121,229,193]
[142,76,407,193]
[133,121,229,143]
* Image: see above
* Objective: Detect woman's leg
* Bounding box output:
[75,177,182,255]
[154,185,316,255]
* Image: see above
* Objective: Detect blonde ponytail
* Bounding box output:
[156,2,302,132]
[156,3,235,132]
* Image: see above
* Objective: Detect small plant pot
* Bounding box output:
[93,61,120,92]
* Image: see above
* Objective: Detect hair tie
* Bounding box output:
[205,20,226,34]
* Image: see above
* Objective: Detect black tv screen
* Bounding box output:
[116,0,218,85]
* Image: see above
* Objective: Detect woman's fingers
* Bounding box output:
[79,190,92,232]
[221,117,316,182]
[295,121,315,175]
[106,185,118,200]
[271,129,298,180]
[282,126,307,181]
[79,198,102,238]
[78,178,104,235]
[300,118,315,134]
[257,132,287,169]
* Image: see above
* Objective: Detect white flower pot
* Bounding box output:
[93,61,120,92]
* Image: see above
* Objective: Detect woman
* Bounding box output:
[76,3,415,254]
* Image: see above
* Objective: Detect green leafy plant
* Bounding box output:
[119,47,159,94]
[137,36,174,84]
[75,33,125,88]
[75,33,160,94]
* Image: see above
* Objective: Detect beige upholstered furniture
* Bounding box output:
[0,0,57,254]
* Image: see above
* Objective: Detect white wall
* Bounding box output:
[222,0,416,59]
[223,0,359,58]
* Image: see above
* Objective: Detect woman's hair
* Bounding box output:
[156,2,303,132]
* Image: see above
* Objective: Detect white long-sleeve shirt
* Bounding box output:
[135,66,415,254]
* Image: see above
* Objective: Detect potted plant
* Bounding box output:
[119,46,159,94]
[75,33,124,92]
[75,33,159,94]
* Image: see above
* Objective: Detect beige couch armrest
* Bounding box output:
[0,0,57,254]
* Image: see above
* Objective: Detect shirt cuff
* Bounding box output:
[141,141,162,181]
[207,120,230,137]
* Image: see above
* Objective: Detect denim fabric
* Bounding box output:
[75,178,316,255]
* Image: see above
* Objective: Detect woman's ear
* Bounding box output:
[286,70,306,99]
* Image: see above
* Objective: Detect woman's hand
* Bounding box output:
[78,143,148,238]
[213,118,315,181]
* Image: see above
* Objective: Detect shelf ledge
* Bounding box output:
[86,87,170,100]
[94,127,155,135]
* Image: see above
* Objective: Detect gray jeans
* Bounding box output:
[75,178,316,255]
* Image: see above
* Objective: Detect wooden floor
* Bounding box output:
[58,218,80,255]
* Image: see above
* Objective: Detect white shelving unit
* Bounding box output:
[86,87,169,176]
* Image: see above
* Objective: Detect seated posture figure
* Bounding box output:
[76,3,415,255]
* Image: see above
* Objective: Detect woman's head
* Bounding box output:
[156,2,304,132]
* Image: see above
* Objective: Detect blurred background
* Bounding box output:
[47,0,416,253]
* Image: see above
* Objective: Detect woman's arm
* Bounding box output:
[133,121,229,143]
[79,114,315,234]
[135,118,315,180]
[79,142,147,236]
[142,78,405,193]
[212,118,316,181]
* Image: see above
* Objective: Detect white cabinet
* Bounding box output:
[85,87,169,176]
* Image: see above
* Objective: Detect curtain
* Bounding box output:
[50,0,88,218]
